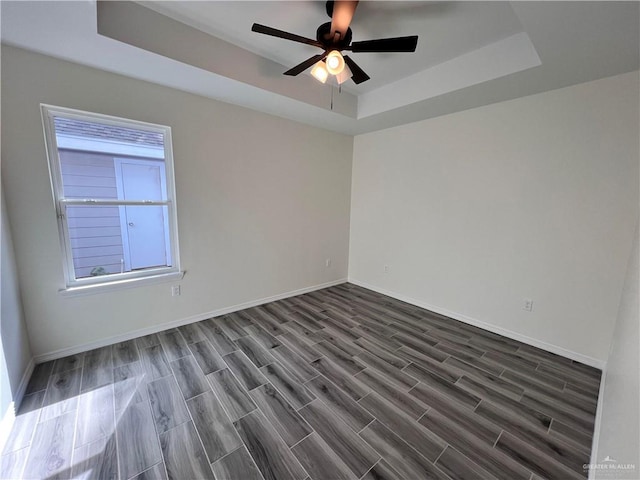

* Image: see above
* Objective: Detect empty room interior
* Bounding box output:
[1,1,639,479]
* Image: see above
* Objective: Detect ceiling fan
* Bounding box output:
[251,0,418,85]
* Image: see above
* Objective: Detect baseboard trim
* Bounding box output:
[588,367,609,479]
[348,278,605,369]
[34,278,348,363]
[15,357,35,407]
[0,357,34,453]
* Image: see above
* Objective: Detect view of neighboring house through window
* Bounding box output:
[41,105,181,289]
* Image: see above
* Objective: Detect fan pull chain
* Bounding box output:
[330,83,334,110]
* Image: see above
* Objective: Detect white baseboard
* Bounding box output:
[0,357,34,453]
[588,367,609,479]
[348,278,605,369]
[34,278,348,363]
[14,358,35,407]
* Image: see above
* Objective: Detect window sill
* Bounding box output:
[59,271,185,297]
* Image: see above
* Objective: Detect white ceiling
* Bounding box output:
[1,1,638,135]
[140,1,525,94]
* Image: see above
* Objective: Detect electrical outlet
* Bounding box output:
[171,285,181,297]
[384,265,389,273]
[523,298,533,312]
[325,258,331,268]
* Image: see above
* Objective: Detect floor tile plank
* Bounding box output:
[270,346,319,383]
[186,391,243,464]
[207,368,257,421]
[40,367,82,422]
[75,383,115,448]
[495,431,585,480]
[359,392,446,461]
[249,383,313,447]
[299,400,379,478]
[456,375,551,430]
[189,339,227,375]
[52,353,84,374]
[2,390,45,454]
[178,322,207,344]
[211,447,265,480]
[24,361,54,395]
[147,376,191,433]
[215,315,250,340]
[475,399,589,474]
[435,445,499,480]
[112,340,139,368]
[23,412,76,480]
[0,447,29,480]
[135,333,161,350]
[130,462,168,480]
[140,344,172,381]
[116,401,163,480]
[355,351,418,390]
[81,346,114,392]
[200,319,239,355]
[418,408,531,480]
[408,382,501,445]
[314,341,364,375]
[260,362,315,410]
[360,459,404,480]
[395,344,449,365]
[234,410,308,480]
[171,355,210,400]
[160,421,213,480]
[312,357,370,402]
[355,368,427,419]
[223,351,269,391]
[245,324,283,350]
[549,419,593,454]
[278,333,323,363]
[236,336,277,368]
[354,338,409,368]
[71,435,119,480]
[291,433,358,480]
[158,330,190,362]
[520,391,595,434]
[305,375,373,432]
[359,420,450,480]
[113,361,148,411]
[281,321,322,346]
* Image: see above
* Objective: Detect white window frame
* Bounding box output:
[41,104,183,294]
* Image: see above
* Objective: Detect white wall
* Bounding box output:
[1,184,33,408]
[350,71,639,363]
[1,46,353,358]
[593,219,639,478]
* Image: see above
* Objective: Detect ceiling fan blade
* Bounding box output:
[350,35,418,53]
[251,23,323,48]
[284,52,329,76]
[329,1,359,41]
[343,55,370,84]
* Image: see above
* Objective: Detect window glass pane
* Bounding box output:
[53,116,167,201]
[67,204,172,279]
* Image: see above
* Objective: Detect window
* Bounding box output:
[41,105,182,292]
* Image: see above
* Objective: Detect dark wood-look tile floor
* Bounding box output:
[0,283,601,480]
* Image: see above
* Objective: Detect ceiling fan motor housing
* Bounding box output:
[316,22,352,50]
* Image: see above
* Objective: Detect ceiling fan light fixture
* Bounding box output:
[326,50,345,75]
[310,61,329,83]
[335,63,352,84]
